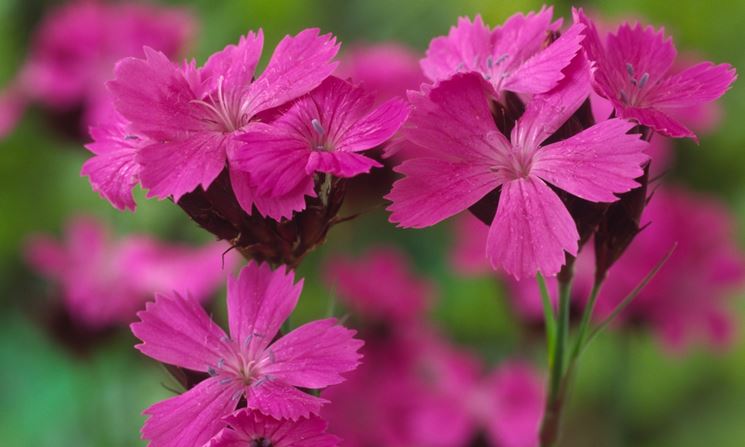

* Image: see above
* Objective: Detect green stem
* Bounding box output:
[536,273,557,363]
[539,263,574,447]
[569,280,603,364]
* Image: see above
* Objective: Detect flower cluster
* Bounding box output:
[83,28,409,266]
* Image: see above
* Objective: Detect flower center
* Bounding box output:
[310,118,332,151]
[191,75,251,133]
[618,62,651,106]
[250,438,273,447]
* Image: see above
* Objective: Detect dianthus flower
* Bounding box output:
[131,262,363,447]
[25,216,233,329]
[230,76,409,218]
[208,410,340,447]
[388,53,649,279]
[574,8,736,140]
[100,28,338,211]
[421,7,584,96]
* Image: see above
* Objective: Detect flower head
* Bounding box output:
[230,76,409,219]
[574,8,736,140]
[25,216,233,329]
[208,410,340,447]
[131,262,363,447]
[422,7,585,96]
[104,28,339,207]
[387,53,649,279]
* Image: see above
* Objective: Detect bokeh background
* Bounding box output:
[1,0,744,446]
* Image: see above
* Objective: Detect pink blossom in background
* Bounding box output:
[208,410,340,447]
[131,262,363,447]
[590,187,745,350]
[322,247,434,323]
[336,43,425,103]
[574,8,736,141]
[323,328,545,447]
[451,214,491,276]
[421,7,584,96]
[0,0,195,137]
[25,216,234,330]
[105,28,338,213]
[388,52,649,279]
[231,76,409,219]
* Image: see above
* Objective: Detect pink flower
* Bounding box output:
[25,216,233,329]
[574,8,736,141]
[336,43,425,103]
[131,262,363,447]
[230,76,409,219]
[323,247,434,323]
[451,214,492,276]
[0,1,195,137]
[207,410,340,447]
[591,187,745,350]
[387,53,649,279]
[105,28,339,209]
[421,7,585,96]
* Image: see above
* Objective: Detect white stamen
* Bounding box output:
[311,118,325,136]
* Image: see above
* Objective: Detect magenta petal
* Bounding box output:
[262,318,363,388]
[138,132,228,201]
[231,125,311,198]
[82,117,141,211]
[386,158,503,228]
[503,23,584,94]
[229,168,311,220]
[202,31,263,97]
[247,379,329,421]
[245,29,339,116]
[532,118,648,202]
[605,23,677,88]
[305,151,381,178]
[512,52,591,148]
[227,263,303,358]
[487,177,579,279]
[336,97,410,152]
[109,47,207,139]
[208,410,340,447]
[142,377,239,447]
[623,105,696,140]
[420,15,492,82]
[648,62,737,108]
[131,292,229,372]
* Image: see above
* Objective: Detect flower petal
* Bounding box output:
[503,23,584,94]
[137,132,228,201]
[511,51,591,149]
[245,29,339,116]
[335,96,410,152]
[131,292,229,372]
[647,62,736,108]
[227,263,303,359]
[420,15,492,82]
[532,118,648,202]
[622,105,696,140]
[202,31,263,98]
[487,176,578,279]
[229,168,312,220]
[142,377,239,447]
[305,151,381,177]
[386,158,503,228]
[247,379,329,421]
[262,318,363,388]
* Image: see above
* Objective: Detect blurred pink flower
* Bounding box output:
[231,76,409,219]
[592,187,745,350]
[25,216,234,329]
[323,328,544,447]
[323,247,434,323]
[574,8,736,141]
[336,43,425,103]
[207,409,340,447]
[131,262,363,447]
[0,0,195,137]
[388,53,648,279]
[421,7,584,96]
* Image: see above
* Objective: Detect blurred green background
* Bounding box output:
[1,1,744,446]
